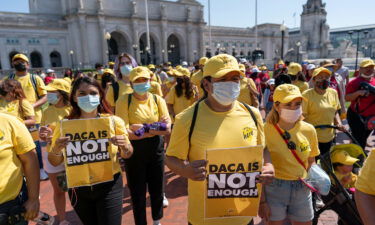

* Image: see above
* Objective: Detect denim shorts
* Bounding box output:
[265,178,313,222]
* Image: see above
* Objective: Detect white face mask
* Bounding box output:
[212,81,240,106]
[279,107,302,123]
[360,73,373,79]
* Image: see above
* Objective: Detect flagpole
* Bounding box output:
[145,0,151,64]
[255,0,258,50]
[208,0,212,52]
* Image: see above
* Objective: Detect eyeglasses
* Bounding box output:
[282,131,297,150]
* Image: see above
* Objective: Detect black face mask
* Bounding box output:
[194,65,200,70]
[316,80,330,90]
[14,63,26,72]
[0,87,7,97]
[176,78,183,84]
[290,75,297,81]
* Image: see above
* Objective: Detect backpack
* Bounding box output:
[112,82,120,103]
[8,73,40,99]
[188,99,259,145]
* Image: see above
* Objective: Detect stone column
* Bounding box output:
[131,19,140,64]
[186,23,194,63]
[161,20,168,63]
[78,15,90,68]
[98,17,108,64]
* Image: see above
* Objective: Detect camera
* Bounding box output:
[359,82,375,95]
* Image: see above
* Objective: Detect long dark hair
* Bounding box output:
[101,74,116,90]
[68,76,112,119]
[58,90,70,106]
[1,79,26,100]
[290,72,306,82]
[175,76,194,99]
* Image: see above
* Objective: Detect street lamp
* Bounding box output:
[348,30,369,71]
[193,50,197,61]
[296,41,301,63]
[132,44,138,53]
[280,22,287,60]
[161,49,165,63]
[216,43,221,55]
[69,50,74,69]
[104,32,111,61]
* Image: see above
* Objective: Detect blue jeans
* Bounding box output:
[265,178,313,222]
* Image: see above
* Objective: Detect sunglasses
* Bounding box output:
[282,131,297,150]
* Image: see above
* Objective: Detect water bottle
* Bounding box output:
[32,212,55,225]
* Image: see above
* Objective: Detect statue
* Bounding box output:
[131,1,137,17]
[161,4,166,20]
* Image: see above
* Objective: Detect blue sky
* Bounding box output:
[1,0,374,29]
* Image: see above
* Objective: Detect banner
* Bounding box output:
[205,145,263,219]
[61,117,114,188]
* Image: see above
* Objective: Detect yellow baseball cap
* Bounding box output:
[359,59,375,68]
[148,64,156,70]
[288,63,302,76]
[239,64,246,73]
[312,67,331,78]
[273,84,306,103]
[177,67,191,77]
[44,79,71,93]
[331,150,359,165]
[175,65,182,70]
[278,59,285,65]
[203,54,244,78]
[129,66,151,82]
[103,68,115,76]
[260,65,268,71]
[12,53,29,63]
[108,61,115,67]
[199,57,209,65]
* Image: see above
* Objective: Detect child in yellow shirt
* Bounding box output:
[332,150,358,189]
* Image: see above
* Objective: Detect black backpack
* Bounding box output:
[8,73,40,99]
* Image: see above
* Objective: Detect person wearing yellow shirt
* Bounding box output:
[165,54,274,225]
[8,53,48,180]
[237,63,260,107]
[48,76,133,225]
[355,149,375,225]
[0,79,35,126]
[115,66,171,225]
[191,57,208,99]
[161,69,178,97]
[0,113,40,223]
[94,63,104,82]
[288,62,309,93]
[38,79,71,225]
[302,67,345,156]
[166,67,198,118]
[148,64,162,84]
[149,79,163,97]
[264,84,320,224]
[331,150,358,189]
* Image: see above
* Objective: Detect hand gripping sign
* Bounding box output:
[61,117,115,188]
[205,145,263,219]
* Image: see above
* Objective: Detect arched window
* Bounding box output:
[50,51,62,67]
[30,51,43,68]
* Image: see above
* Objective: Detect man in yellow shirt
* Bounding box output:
[8,53,48,180]
[355,149,375,225]
[166,54,274,225]
[0,113,40,223]
[191,57,208,99]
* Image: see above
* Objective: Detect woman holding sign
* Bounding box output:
[116,66,171,225]
[263,84,320,225]
[39,79,71,225]
[165,54,274,225]
[48,77,133,225]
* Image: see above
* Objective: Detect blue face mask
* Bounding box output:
[120,65,133,76]
[212,81,240,106]
[47,92,59,105]
[77,95,100,113]
[133,82,151,95]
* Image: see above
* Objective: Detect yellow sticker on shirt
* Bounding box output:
[61,117,114,188]
[205,145,263,219]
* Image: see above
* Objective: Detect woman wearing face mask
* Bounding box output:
[263,84,320,225]
[48,77,133,225]
[161,69,177,97]
[166,54,274,225]
[302,67,345,156]
[166,67,198,119]
[0,79,36,126]
[115,67,171,225]
[38,79,71,225]
[288,63,309,93]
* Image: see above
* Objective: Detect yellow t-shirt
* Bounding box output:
[166,101,265,225]
[191,70,204,99]
[0,113,36,204]
[105,81,133,107]
[11,73,47,123]
[333,171,357,188]
[63,77,72,84]
[264,121,320,180]
[161,81,175,97]
[165,86,195,115]
[293,80,309,93]
[151,74,162,84]
[0,99,35,120]
[115,93,170,128]
[41,105,71,129]
[356,150,375,195]
[50,114,129,177]
[237,77,257,106]
[150,81,163,96]
[302,88,341,143]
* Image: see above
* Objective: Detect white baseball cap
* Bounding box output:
[306,64,316,71]
[182,61,188,66]
[46,69,55,73]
